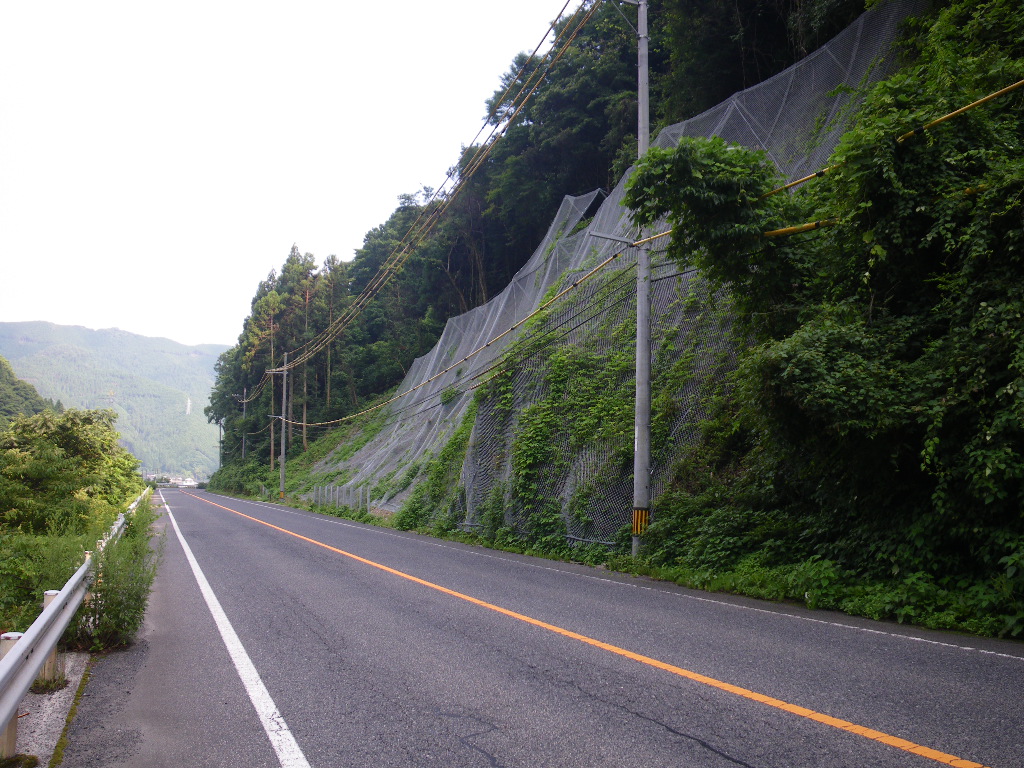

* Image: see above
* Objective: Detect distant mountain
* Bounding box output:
[0,354,54,427]
[0,322,229,480]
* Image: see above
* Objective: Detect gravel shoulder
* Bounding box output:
[14,651,90,766]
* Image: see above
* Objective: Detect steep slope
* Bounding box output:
[303,0,919,541]
[0,354,53,427]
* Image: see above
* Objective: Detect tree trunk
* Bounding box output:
[326,295,333,408]
[270,328,276,471]
[287,366,293,448]
[442,244,470,314]
[303,287,310,451]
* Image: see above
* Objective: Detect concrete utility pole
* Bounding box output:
[241,387,247,460]
[630,0,651,557]
[637,0,649,157]
[279,353,287,500]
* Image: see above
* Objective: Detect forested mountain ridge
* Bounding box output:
[0,354,56,427]
[0,322,227,479]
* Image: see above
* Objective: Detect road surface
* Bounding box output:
[59,489,1021,767]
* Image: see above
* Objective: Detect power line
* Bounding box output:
[272,234,673,432]
[265,1,602,377]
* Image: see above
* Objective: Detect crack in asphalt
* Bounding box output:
[437,710,506,768]
[616,702,760,768]
[520,660,761,768]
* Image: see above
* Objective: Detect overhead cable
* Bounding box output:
[267,1,600,376]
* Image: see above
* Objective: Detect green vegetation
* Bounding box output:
[207,0,862,473]
[0,354,57,429]
[0,322,225,480]
[207,0,1024,639]
[48,662,92,768]
[65,499,161,650]
[0,409,141,535]
[625,0,1024,636]
[0,408,157,649]
[206,388,394,497]
[0,755,39,768]
[394,401,478,532]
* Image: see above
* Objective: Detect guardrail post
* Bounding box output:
[39,591,61,683]
[83,551,94,608]
[1,632,24,758]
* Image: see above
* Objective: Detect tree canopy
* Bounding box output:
[0,354,56,428]
[0,408,142,535]
[626,0,1024,633]
[208,0,865,478]
[205,0,1024,634]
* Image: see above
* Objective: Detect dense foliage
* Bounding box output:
[205,0,1024,635]
[65,497,161,650]
[626,0,1024,634]
[0,354,56,428]
[208,0,861,484]
[0,409,152,640]
[0,409,142,535]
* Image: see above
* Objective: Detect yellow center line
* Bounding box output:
[186,493,990,768]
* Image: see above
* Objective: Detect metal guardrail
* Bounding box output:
[0,487,151,741]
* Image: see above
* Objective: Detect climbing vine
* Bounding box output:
[624,0,1024,636]
[395,401,478,532]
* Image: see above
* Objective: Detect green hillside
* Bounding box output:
[207,0,1024,637]
[0,322,227,479]
[0,354,54,427]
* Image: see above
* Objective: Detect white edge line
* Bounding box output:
[193,490,1024,664]
[161,492,313,768]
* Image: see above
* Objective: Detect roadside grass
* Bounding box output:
[242,490,1021,641]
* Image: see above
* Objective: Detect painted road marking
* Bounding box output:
[161,493,312,768]
[197,491,1024,664]
[185,492,991,768]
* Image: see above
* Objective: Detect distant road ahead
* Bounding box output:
[61,490,1021,767]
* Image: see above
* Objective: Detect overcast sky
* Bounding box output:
[0,1,569,347]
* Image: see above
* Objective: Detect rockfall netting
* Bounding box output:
[311,0,926,543]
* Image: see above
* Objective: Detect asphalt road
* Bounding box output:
[59,489,1022,768]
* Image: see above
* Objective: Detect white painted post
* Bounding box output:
[39,590,61,682]
[1,632,24,757]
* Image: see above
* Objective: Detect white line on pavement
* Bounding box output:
[161,492,313,768]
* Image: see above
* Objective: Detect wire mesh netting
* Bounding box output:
[311,0,926,542]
